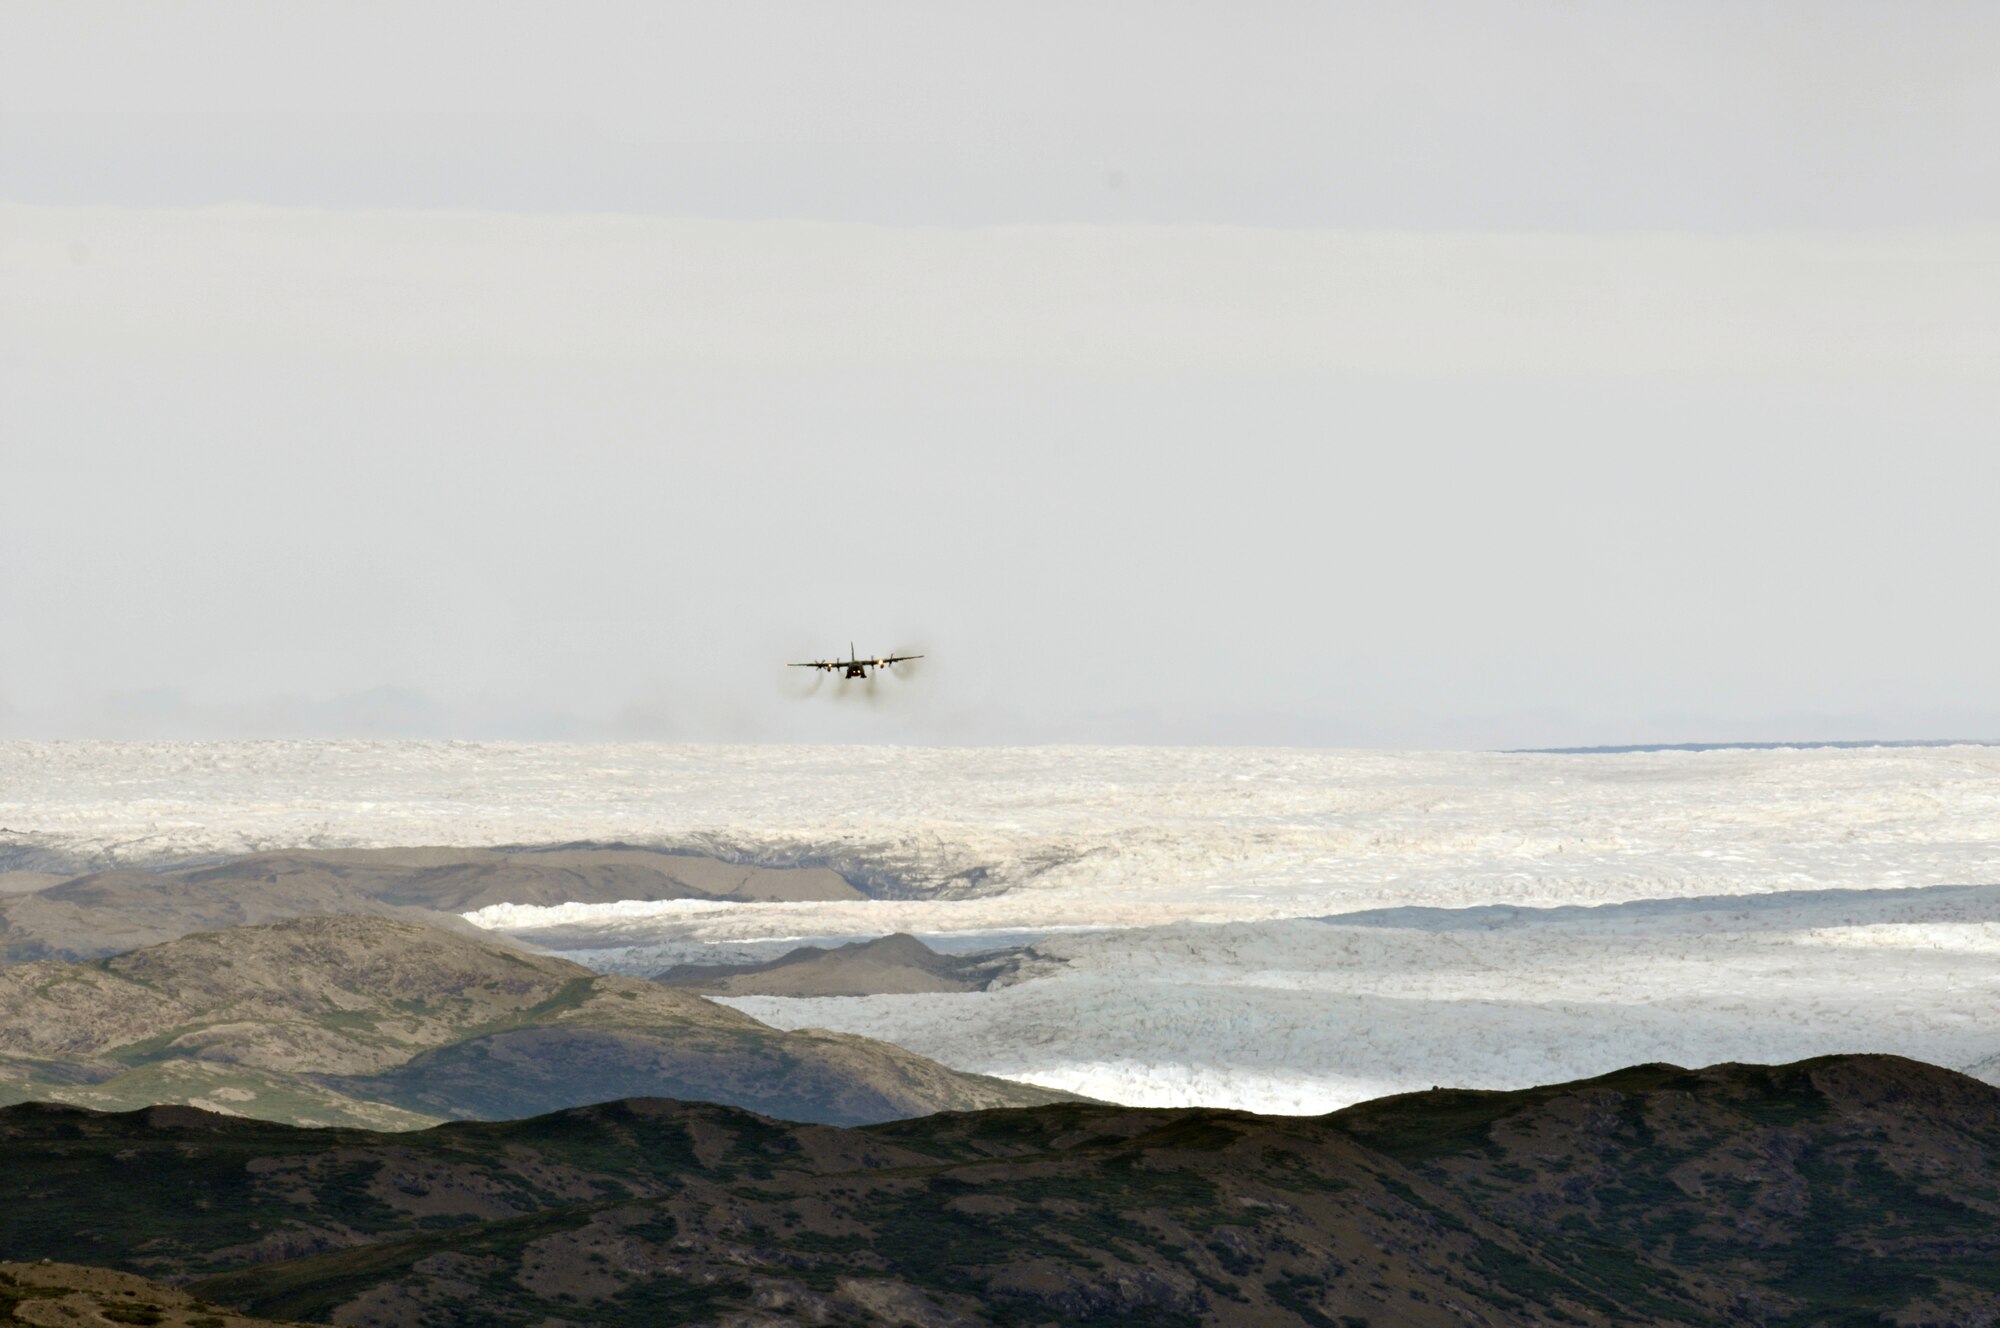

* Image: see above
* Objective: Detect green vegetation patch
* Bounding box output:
[1333,1089,1516,1163]
[1125,1114,1247,1153]
[1263,1272,1343,1327]
[456,1101,705,1180]
[593,1270,753,1328]
[1767,1149,1960,1325]
[495,978,599,1030]
[193,1205,598,1323]
[0,1271,66,1318]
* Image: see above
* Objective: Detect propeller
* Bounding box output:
[779,651,830,699]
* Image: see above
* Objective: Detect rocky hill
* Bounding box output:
[655,931,1026,996]
[2,1054,1997,1326]
[0,1261,305,1328]
[0,915,1072,1129]
[0,847,858,964]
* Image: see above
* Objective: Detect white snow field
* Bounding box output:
[4,740,2000,1111]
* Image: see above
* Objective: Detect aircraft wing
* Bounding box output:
[787,653,922,668]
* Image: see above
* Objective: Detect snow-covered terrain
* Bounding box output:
[7,741,1998,922]
[5,740,1999,1111]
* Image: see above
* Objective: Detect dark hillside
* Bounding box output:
[3,1054,1998,1325]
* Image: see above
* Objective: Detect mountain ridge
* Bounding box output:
[0,914,1076,1129]
[0,846,861,964]
[655,931,1030,996]
[3,1053,1997,1326]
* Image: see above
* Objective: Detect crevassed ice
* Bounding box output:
[461,898,764,929]
[1792,922,2000,951]
[9,740,2000,1113]
[717,887,2000,1114]
[6,743,2000,927]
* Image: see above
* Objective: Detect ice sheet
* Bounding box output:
[8,740,1996,920]
[6,740,1999,1111]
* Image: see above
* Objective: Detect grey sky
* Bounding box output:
[9,1,2000,228]
[4,3,1999,747]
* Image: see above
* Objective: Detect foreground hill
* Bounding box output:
[0,915,1072,1129]
[0,1261,305,1328]
[0,846,858,963]
[2,1055,1998,1326]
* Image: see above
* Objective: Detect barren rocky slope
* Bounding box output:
[0,847,857,964]
[0,915,1073,1128]
[0,1262,304,1328]
[655,932,1025,996]
[3,1055,1998,1326]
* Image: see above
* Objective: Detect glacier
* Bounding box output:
[720,885,2000,1112]
[4,740,1998,1111]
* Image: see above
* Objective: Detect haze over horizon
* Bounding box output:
[6,2,1998,749]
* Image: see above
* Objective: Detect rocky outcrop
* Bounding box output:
[0,914,1075,1128]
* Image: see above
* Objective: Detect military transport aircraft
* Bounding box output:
[789,645,924,679]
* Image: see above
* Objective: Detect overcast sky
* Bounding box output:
[5,2,1999,747]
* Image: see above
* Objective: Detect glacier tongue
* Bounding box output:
[720,888,2000,1114]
